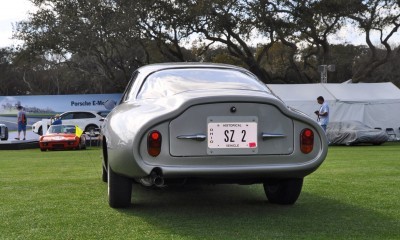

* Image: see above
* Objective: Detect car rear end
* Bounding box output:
[104,63,328,208]
[104,90,327,185]
[105,92,328,208]
[130,94,327,183]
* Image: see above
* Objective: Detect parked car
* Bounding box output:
[102,63,328,208]
[32,111,108,135]
[326,121,389,145]
[39,125,86,151]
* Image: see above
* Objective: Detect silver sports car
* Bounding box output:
[102,63,328,208]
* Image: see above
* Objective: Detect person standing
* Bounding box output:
[16,105,27,140]
[51,114,62,125]
[315,96,329,132]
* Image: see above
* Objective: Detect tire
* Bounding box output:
[102,140,108,183]
[40,148,46,152]
[263,178,303,205]
[102,165,108,183]
[108,164,132,208]
[85,125,98,135]
[1,127,8,140]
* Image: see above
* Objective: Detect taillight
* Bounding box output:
[147,130,162,157]
[300,128,314,154]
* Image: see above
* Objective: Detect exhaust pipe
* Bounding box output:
[153,175,165,187]
[138,169,165,187]
[151,170,165,187]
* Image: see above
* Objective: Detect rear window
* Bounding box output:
[97,111,110,117]
[137,68,269,99]
[74,112,96,119]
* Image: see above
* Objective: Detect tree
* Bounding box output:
[189,0,273,82]
[133,0,198,62]
[14,0,150,92]
[0,48,23,95]
[10,0,400,95]
[360,46,400,86]
[347,0,400,82]
[327,44,366,83]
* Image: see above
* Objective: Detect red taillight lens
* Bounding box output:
[147,130,162,157]
[300,128,314,154]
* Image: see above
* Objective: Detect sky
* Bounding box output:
[0,0,36,48]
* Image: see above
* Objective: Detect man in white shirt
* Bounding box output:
[315,96,329,132]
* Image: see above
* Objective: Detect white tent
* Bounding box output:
[267,82,400,136]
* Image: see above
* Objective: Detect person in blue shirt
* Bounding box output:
[315,96,329,132]
[51,114,62,125]
[15,105,27,140]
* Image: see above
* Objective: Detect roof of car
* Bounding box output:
[59,110,102,115]
[61,110,98,113]
[136,62,253,76]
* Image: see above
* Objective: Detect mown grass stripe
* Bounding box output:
[0,144,399,239]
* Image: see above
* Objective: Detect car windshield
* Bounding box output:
[137,68,269,99]
[47,125,76,134]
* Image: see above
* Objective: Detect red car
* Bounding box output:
[39,125,86,151]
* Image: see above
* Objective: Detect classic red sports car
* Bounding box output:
[39,125,86,151]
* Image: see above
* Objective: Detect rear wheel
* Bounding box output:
[108,164,132,208]
[263,178,303,205]
[85,125,98,135]
[102,165,108,182]
[1,127,8,140]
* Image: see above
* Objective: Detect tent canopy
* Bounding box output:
[324,83,400,103]
[267,83,400,136]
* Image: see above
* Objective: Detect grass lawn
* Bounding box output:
[0,143,399,239]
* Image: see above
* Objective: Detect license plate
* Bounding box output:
[207,117,258,155]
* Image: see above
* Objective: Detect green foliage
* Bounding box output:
[0,144,399,239]
[1,0,400,94]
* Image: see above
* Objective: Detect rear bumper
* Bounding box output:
[157,165,318,179]
[110,145,327,180]
[145,154,324,179]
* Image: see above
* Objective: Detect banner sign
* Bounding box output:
[0,94,122,114]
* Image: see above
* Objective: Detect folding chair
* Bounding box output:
[385,128,396,141]
[85,128,101,147]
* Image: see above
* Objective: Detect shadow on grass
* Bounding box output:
[114,184,398,239]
